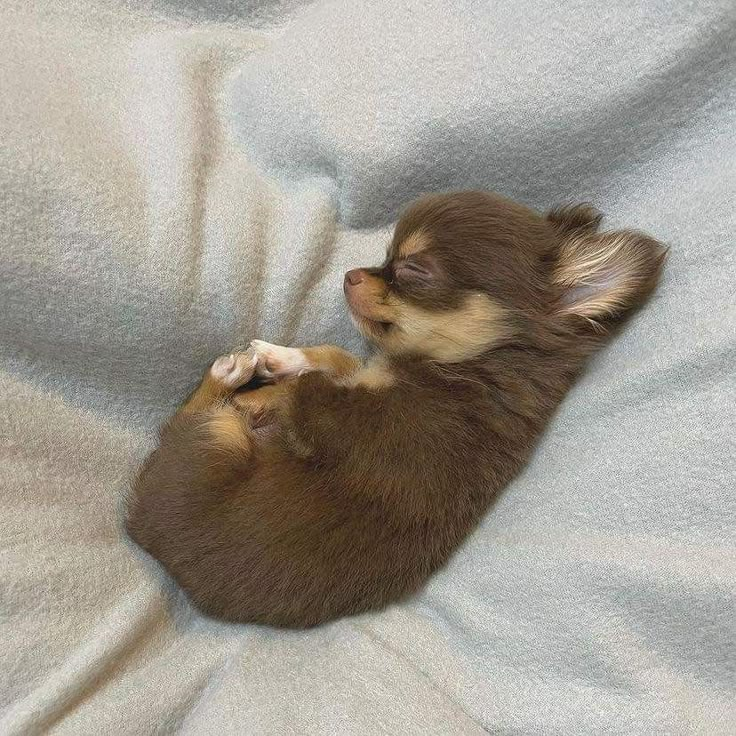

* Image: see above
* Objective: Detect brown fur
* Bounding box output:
[126,191,666,628]
[300,345,362,375]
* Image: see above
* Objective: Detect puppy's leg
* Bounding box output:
[250,341,361,382]
[129,351,258,535]
[234,342,359,429]
[232,381,293,426]
[180,350,257,415]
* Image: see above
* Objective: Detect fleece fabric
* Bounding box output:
[1,1,734,733]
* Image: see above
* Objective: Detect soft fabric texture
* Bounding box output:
[1,1,734,733]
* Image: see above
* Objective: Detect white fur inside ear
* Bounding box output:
[250,340,312,380]
[554,231,663,321]
[559,269,621,305]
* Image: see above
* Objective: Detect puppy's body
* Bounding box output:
[127,192,665,627]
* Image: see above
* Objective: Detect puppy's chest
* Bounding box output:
[340,356,397,391]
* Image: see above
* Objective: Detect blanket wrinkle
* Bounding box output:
[347,621,491,736]
[0,586,169,736]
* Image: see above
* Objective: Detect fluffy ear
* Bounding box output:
[546,203,603,235]
[552,229,666,324]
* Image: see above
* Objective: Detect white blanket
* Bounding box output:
[1,1,734,733]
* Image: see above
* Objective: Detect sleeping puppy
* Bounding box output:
[126,191,665,628]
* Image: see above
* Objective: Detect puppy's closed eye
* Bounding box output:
[394,261,433,282]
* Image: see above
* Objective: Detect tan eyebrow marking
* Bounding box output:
[397,229,429,259]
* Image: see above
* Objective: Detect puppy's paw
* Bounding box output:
[250,340,311,381]
[210,349,257,388]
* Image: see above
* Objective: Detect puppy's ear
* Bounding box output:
[547,203,603,235]
[552,228,666,325]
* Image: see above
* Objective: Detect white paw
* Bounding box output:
[210,349,257,388]
[250,340,311,381]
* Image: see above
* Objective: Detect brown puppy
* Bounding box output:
[126,191,665,628]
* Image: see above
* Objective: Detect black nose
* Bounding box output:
[344,269,365,286]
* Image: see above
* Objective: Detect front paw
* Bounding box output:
[210,349,257,388]
[250,340,311,381]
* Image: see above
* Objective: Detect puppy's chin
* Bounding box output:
[347,305,393,342]
[344,291,393,342]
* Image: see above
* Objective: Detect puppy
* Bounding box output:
[126,191,665,628]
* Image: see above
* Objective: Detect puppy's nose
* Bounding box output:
[344,269,365,287]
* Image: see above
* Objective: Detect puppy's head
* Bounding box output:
[344,191,665,362]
